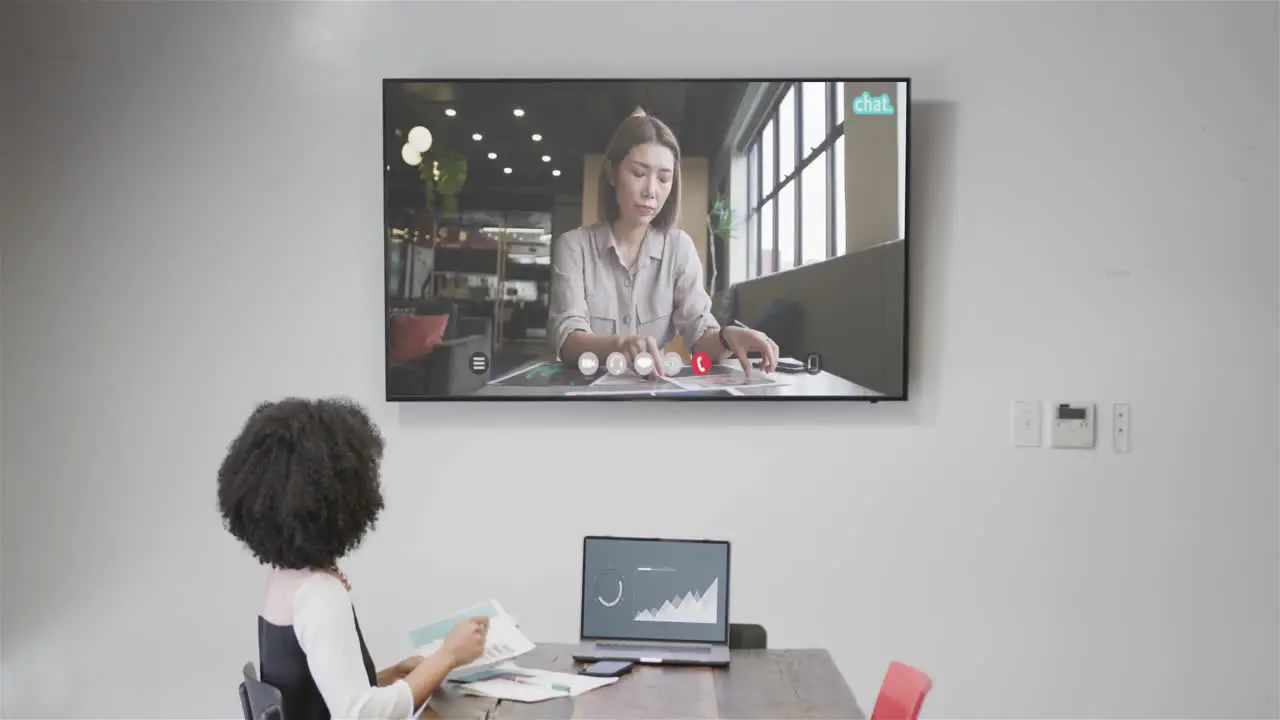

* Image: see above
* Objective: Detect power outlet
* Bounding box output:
[1113,403,1131,453]
[1011,400,1042,448]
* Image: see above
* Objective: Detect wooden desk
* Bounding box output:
[421,643,865,719]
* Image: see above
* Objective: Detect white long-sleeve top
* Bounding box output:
[261,568,416,719]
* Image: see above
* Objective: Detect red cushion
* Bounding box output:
[870,662,932,720]
[389,314,449,363]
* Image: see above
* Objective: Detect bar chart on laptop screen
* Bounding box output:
[632,566,720,625]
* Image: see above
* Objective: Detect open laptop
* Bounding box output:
[574,536,731,667]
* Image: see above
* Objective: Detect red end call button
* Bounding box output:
[692,351,712,375]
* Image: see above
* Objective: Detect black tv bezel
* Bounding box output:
[382,76,911,404]
[577,535,732,646]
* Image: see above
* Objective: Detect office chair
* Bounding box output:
[869,661,932,720]
[728,623,768,650]
[239,661,286,720]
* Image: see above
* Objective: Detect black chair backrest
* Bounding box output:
[239,662,286,720]
[748,300,804,359]
[729,623,768,650]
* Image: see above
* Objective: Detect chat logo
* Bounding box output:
[692,351,712,376]
[852,91,894,116]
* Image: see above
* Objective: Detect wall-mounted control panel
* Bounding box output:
[1051,403,1095,449]
[1009,401,1131,452]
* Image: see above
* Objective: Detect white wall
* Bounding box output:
[2,2,1277,718]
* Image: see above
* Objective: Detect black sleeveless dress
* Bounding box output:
[258,608,378,720]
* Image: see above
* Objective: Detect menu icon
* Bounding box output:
[469,352,490,375]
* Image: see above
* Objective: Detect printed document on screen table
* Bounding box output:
[406,600,534,678]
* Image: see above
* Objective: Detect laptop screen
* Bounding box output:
[580,536,730,643]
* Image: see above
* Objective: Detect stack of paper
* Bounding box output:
[406,600,535,679]
[450,664,619,703]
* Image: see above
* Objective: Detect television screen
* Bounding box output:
[383,78,909,401]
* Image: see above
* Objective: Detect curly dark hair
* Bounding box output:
[217,397,386,570]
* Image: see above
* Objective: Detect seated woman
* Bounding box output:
[548,108,779,376]
[217,397,487,720]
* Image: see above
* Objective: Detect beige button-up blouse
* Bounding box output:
[548,222,719,358]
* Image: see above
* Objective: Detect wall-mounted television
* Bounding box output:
[383,78,909,401]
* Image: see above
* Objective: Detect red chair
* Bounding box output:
[870,661,933,720]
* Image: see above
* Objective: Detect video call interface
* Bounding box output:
[384,79,909,400]
[581,538,729,644]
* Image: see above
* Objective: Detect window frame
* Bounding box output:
[743,81,846,279]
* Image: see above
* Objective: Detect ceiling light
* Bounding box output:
[445,108,456,117]
[407,126,433,153]
[401,143,422,166]
[487,152,497,160]
[503,167,512,174]
[541,155,550,162]
[472,133,483,141]
[531,133,542,142]
[513,108,525,117]
[552,169,561,177]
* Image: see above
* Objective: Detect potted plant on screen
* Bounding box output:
[421,150,468,220]
[706,192,740,293]
[401,125,469,222]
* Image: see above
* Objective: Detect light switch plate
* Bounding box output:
[1113,402,1131,453]
[1051,402,1096,449]
[1011,400,1042,448]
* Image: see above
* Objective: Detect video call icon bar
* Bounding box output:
[571,350,823,378]
[576,351,687,377]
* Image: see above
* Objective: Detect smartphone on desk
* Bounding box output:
[580,660,635,677]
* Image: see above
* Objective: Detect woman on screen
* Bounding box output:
[217,397,489,720]
[548,108,778,376]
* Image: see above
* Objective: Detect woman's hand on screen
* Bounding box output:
[617,335,666,377]
[721,326,779,376]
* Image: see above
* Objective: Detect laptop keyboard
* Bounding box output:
[597,643,712,654]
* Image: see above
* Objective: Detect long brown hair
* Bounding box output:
[597,109,682,230]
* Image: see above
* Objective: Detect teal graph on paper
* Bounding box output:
[407,601,500,648]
